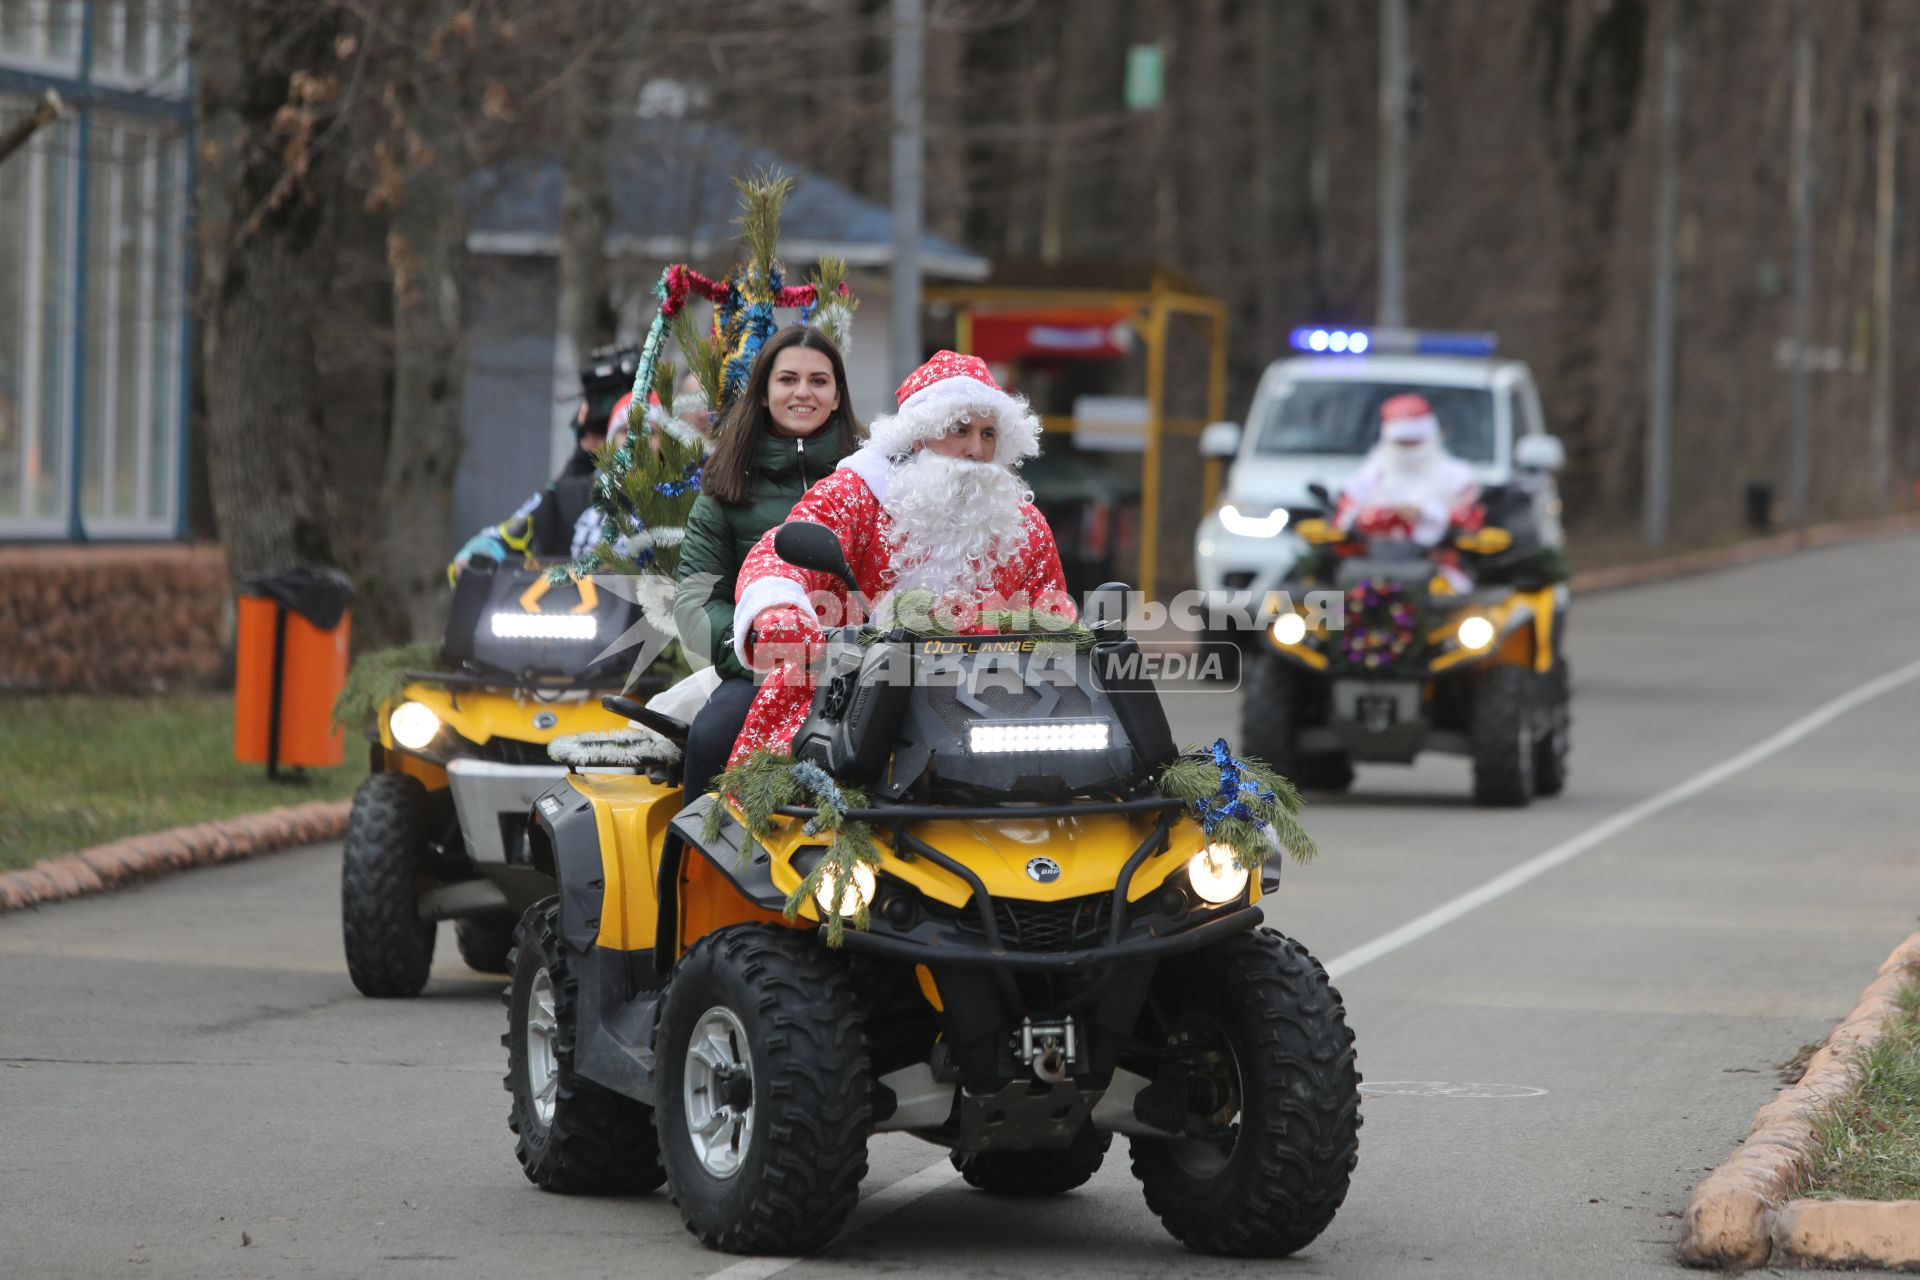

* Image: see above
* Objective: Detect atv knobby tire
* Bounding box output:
[657,925,871,1254]
[456,915,516,975]
[1130,929,1361,1257]
[341,772,437,997]
[1532,658,1570,797]
[1470,663,1535,807]
[503,898,665,1194]
[952,1126,1111,1196]
[1242,654,1352,792]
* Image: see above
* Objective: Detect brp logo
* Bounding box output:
[1025,856,1062,884]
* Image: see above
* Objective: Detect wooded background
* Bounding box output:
[192,0,1920,643]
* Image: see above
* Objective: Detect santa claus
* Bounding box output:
[1333,393,1481,545]
[724,351,1075,764]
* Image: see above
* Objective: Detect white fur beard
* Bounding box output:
[1380,440,1443,482]
[884,451,1032,601]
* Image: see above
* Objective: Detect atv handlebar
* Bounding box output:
[602,694,691,745]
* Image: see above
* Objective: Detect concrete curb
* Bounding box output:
[0,799,351,915]
[1568,511,1920,595]
[1677,931,1920,1271]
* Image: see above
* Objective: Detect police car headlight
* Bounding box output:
[1457,616,1496,651]
[389,701,442,751]
[1219,503,1290,538]
[1188,843,1250,905]
[1271,613,1309,646]
[813,862,877,919]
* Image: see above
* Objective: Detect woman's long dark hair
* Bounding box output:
[701,326,863,504]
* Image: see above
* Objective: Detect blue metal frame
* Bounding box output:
[0,0,194,542]
[0,66,190,123]
[62,14,94,541]
[174,58,195,538]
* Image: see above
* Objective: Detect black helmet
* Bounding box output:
[577,344,640,438]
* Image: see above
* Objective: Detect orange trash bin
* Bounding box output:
[234,568,356,777]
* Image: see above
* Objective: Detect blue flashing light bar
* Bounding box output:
[1288,327,1499,358]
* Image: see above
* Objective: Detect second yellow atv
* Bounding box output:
[341,561,656,997]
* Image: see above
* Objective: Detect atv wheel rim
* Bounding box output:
[1165,1013,1243,1179]
[683,1005,755,1180]
[527,967,560,1129]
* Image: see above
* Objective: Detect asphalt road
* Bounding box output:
[6,532,1920,1279]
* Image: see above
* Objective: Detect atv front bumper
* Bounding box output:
[831,902,1263,970]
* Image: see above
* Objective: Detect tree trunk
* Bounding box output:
[191,3,355,584]
[559,49,619,357]
[376,169,469,642]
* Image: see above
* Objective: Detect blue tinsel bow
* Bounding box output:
[790,760,846,835]
[1193,738,1275,836]
[653,459,704,499]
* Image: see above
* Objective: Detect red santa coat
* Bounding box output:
[726,450,1075,763]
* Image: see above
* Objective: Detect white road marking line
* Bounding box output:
[1323,654,1920,981]
[700,655,1920,1279]
[698,1160,961,1280]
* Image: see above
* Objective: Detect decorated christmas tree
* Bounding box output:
[562,170,857,645]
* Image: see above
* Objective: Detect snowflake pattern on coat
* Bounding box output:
[725,464,1075,765]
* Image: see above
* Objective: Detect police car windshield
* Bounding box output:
[1253,382,1496,461]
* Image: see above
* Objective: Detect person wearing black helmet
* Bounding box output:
[449,344,640,579]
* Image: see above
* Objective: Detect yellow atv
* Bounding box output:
[1246,488,1570,806]
[341,561,654,997]
[502,524,1361,1257]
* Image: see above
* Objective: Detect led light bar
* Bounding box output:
[489,612,599,641]
[968,720,1112,755]
[1287,327,1498,358]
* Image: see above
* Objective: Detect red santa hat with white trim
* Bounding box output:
[863,350,1043,466]
[1379,393,1440,445]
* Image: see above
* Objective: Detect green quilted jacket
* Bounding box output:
[673,428,858,679]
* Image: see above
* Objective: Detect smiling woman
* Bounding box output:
[671,326,866,797]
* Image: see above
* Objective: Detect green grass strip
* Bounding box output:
[0,693,361,871]
[1806,979,1920,1201]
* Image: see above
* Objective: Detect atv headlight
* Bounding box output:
[1219,503,1290,538]
[1188,843,1250,905]
[1457,615,1496,651]
[1271,612,1309,646]
[813,862,877,919]
[389,701,442,751]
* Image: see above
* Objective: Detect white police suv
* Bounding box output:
[1194,327,1567,607]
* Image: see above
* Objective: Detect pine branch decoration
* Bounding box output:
[875,586,1098,650]
[332,641,442,730]
[652,356,678,408]
[703,750,881,946]
[1158,740,1318,869]
[807,255,857,353]
[671,310,727,415]
[733,169,793,279]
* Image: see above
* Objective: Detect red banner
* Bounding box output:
[969,308,1136,363]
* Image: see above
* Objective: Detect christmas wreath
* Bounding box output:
[1330,577,1431,675]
